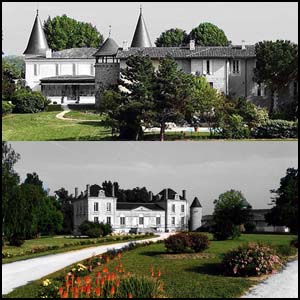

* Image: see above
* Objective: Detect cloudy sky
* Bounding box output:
[10,141,298,215]
[2,2,298,55]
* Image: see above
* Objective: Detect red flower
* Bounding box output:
[115,279,120,288]
[157,270,161,277]
[75,277,81,285]
[58,287,64,296]
[110,285,115,295]
[62,291,68,298]
[97,271,101,278]
[84,276,91,284]
[128,293,133,298]
[95,287,101,297]
[117,252,122,259]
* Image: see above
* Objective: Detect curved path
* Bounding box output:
[242,259,298,298]
[2,233,171,295]
[55,110,102,123]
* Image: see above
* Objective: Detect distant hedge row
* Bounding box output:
[252,120,298,138]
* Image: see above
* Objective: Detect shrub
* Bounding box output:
[78,221,112,238]
[165,233,192,253]
[222,243,282,277]
[2,101,15,115]
[273,244,298,258]
[213,223,241,241]
[252,119,298,139]
[45,104,63,112]
[244,222,256,233]
[8,235,25,247]
[12,89,50,113]
[290,238,298,249]
[38,279,60,299]
[221,114,250,139]
[188,232,210,252]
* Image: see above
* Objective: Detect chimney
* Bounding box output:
[164,189,168,200]
[149,191,153,201]
[112,183,115,198]
[182,189,186,200]
[242,40,246,50]
[75,187,78,198]
[189,40,195,51]
[123,40,129,51]
[46,49,52,58]
[86,184,90,197]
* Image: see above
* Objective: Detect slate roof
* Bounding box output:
[155,188,184,201]
[116,45,256,59]
[191,197,202,208]
[23,11,50,56]
[51,47,98,59]
[131,10,152,47]
[93,38,120,57]
[117,202,164,211]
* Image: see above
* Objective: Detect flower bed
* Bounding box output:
[222,242,283,277]
[38,240,165,298]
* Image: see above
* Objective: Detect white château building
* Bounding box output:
[72,184,202,234]
[23,8,297,109]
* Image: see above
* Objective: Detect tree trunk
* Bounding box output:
[160,123,166,142]
[269,90,275,114]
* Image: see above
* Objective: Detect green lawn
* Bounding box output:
[64,111,105,121]
[4,234,296,298]
[2,234,156,264]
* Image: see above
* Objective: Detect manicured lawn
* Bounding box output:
[2,234,156,264]
[64,111,105,121]
[4,234,296,298]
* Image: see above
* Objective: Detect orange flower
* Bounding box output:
[128,292,133,298]
[75,277,81,285]
[97,271,101,278]
[95,287,101,297]
[73,292,79,298]
[110,285,115,295]
[101,277,105,286]
[119,262,123,268]
[115,279,120,288]
[117,252,122,259]
[151,272,154,277]
[86,285,91,295]
[107,273,112,281]
[84,276,91,284]
[65,274,69,282]
[111,272,115,281]
[62,291,68,298]
[106,256,110,263]
[58,287,64,296]
[102,267,109,274]
[157,270,161,277]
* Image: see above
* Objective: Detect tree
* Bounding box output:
[189,22,229,46]
[153,57,194,141]
[265,168,298,234]
[155,28,188,47]
[43,15,103,51]
[212,190,252,240]
[254,40,298,114]
[2,56,25,79]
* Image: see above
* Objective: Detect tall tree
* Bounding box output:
[265,168,298,234]
[153,57,194,141]
[43,15,103,51]
[155,28,188,47]
[189,22,229,46]
[254,40,298,113]
[213,190,252,240]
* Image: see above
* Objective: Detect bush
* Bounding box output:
[252,119,298,139]
[78,221,112,238]
[8,235,25,247]
[290,238,298,248]
[45,104,63,112]
[273,244,298,258]
[12,89,50,113]
[244,222,256,233]
[165,232,209,253]
[188,232,210,252]
[213,223,241,241]
[221,114,250,139]
[2,101,15,115]
[222,243,282,277]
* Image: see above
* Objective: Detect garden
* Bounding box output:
[3,233,297,298]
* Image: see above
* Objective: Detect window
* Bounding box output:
[94,202,99,212]
[55,64,59,76]
[172,204,175,213]
[107,217,111,225]
[209,82,214,88]
[171,217,175,225]
[181,205,185,213]
[90,64,94,75]
[257,83,266,97]
[139,217,144,225]
[181,217,185,226]
[94,217,99,223]
[232,60,240,74]
[156,217,161,226]
[120,217,125,225]
[34,64,38,76]
[106,202,111,212]
[72,64,76,76]
[206,60,210,75]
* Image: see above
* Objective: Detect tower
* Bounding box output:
[131,6,152,47]
[190,197,202,231]
[23,10,51,57]
[94,35,120,109]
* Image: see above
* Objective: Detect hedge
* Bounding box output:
[2,101,15,115]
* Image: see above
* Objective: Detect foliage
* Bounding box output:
[2,61,17,101]
[164,232,209,253]
[265,168,298,233]
[273,244,298,258]
[222,242,282,277]
[79,221,112,238]
[213,190,252,240]
[220,114,250,139]
[189,22,229,46]
[290,238,298,249]
[254,40,298,113]
[155,28,188,47]
[252,119,298,138]
[2,56,25,79]
[12,88,50,113]
[244,222,256,233]
[43,14,103,51]
[45,104,63,112]
[2,101,15,115]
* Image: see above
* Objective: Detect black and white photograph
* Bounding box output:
[2,2,298,299]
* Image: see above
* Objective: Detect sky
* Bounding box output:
[10,141,298,215]
[2,2,298,55]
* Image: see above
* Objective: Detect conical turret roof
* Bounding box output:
[23,10,50,56]
[131,8,152,47]
[93,37,119,57]
[191,197,202,208]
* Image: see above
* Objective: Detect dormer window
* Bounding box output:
[175,194,180,200]
[98,190,105,197]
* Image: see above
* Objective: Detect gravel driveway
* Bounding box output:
[2,233,171,295]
